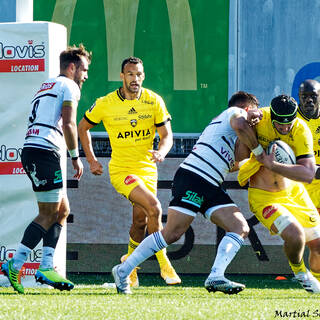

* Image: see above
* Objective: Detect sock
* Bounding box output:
[155,248,171,269]
[12,244,32,271]
[289,260,307,275]
[40,223,62,269]
[127,237,140,256]
[209,232,244,277]
[40,247,55,269]
[311,270,320,282]
[43,223,62,249]
[21,221,46,249]
[119,231,168,277]
[12,222,47,271]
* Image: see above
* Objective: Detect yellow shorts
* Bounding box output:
[109,165,157,199]
[304,179,320,209]
[248,182,320,235]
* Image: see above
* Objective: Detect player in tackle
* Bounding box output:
[1,44,91,294]
[238,94,320,293]
[112,91,264,294]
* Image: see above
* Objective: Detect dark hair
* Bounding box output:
[228,91,259,108]
[60,44,92,70]
[270,94,297,124]
[121,56,143,73]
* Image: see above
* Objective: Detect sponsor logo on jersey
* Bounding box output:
[220,146,235,167]
[138,114,152,120]
[141,100,154,105]
[114,116,127,121]
[181,190,204,208]
[26,128,40,136]
[262,205,277,219]
[117,129,151,139]
[37,82,56,93]
[128,107,137,114]
[316,126,320,134]
[124,175,138,185]
[130,119,137,127]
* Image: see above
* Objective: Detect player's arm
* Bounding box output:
[230,111,265,161]
[62,101,83,180]
[149,121,173,163]
[78,117,103,175]
[262,150,316,183]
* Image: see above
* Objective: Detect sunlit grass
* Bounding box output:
[0,274,318,320]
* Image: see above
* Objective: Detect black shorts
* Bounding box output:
[21,147,63,192]
[169,167,234,217]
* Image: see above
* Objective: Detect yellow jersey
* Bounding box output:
[297,107,320,208]
[84,88,171,170]
[238,107,314,186]
[297,108,320,164]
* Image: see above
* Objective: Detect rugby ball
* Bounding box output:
[266,140,296,164]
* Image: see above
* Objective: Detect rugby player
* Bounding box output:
[238,94,320,293]
[78,56,180,287]
[111,91,263,294]
[1,44,91,293]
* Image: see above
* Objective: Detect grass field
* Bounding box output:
[1,273,319,320]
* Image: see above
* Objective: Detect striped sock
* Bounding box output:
[119,231,167,278]
[209,232,244,277]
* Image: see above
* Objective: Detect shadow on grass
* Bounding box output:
[67,273,301,290]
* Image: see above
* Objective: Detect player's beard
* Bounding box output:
[125,81,140,94]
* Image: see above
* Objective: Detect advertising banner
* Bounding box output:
[0,22,67,287]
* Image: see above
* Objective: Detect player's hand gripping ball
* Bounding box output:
[267,140,296,164]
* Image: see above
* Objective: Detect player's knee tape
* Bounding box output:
[35,188,63,202]
[204,204,237,221]
[304,225,320,242]
[273,213,297,235]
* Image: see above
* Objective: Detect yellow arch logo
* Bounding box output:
[52,0,197,90]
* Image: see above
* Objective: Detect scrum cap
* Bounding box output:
[270,95,297,124]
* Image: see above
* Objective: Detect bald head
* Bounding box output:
[299,79,320,119]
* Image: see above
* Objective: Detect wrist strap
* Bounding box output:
[251,144,263,157]
[68,148,79,158]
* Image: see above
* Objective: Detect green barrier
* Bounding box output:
[34,0,229,133]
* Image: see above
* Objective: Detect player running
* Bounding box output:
[78,56,180,287]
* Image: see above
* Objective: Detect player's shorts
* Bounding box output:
[304,179,320,210]
[248,182,320,236]
[169,167,236,219]
[109,164,157,199]
[21,147,63,201]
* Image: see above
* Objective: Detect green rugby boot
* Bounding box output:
[35,268,74,291]
[1,260,24,294]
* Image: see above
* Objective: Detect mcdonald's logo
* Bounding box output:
[51,0,197,90]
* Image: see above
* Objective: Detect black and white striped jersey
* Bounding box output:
[180,107,246,187]
[24,76,80,154]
